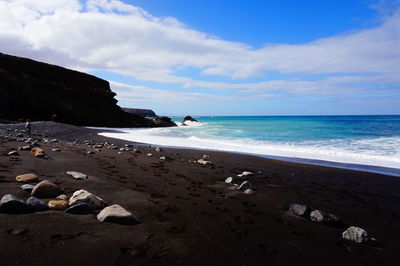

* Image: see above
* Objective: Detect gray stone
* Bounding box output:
[155,147,161,152]
[197,159,212,165]
[225,177,233,184]
[310,210,339,223]
[0,194,32,213]
[243,188,255,195]
[237,171,254,177]
[342,226,370,243]
[26,197,49,211]
[21,184,35,192]
[238,181,252,191]
[288,203,311,218]
[18,145,32,151]
[7,151,19,156]
[66,171,88,180]
[31,180,63,198]
[97,204,139,225]
[65,203,93,214]
[69,189,104,209]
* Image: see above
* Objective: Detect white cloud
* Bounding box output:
[0,0,399,100]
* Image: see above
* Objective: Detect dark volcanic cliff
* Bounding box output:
[0,53,173,127]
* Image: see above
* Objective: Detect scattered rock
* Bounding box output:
[288,203,312,218]
[225,177,233,184]
[18,145,32,151]
[202,154,210,160]
[310,210,339,224]
[159,156,166,160]
[0,194,32,213]
[237,171,254,177]
[69,189,104,209]
[97,204,139,225]
[31,147,45,158]
[65,203,92,214]
[21,184,35,192]
[6,228,29,236]
[56,194,68,200]
[51,148,61,152]
[342,226,371,243]
[48,200,68,210]
[16,173,39,183]
[7,150,19,156]
[155,147,161,152]
[66,171,88,180]
[86,151,95,154]
[238,181,252,191]
[197,159,213,165]
[243,189,255,195]
[146,153,153,157]
[31,180,63,198]
[26,197,49,211]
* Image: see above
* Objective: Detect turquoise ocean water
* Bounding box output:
[99,115,400,176]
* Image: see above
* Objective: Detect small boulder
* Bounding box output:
[48,200,68,210]
[237,171,254,177]
[288,203,311,218]
[69,189,104,209]
[7,151,19,156]
[65,203,93,214]
[66,171,88,180]
[26,197,49,211]
[21,184,35,192]
[31,180,63,198]
[97,204,139,225]
[16,173,39,183]
[0,194,32,213]
[342,226,371,243]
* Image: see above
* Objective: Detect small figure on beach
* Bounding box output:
[51,113,58,121]
[25,119,32,137]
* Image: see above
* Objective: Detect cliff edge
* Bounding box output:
[0,53,174,127]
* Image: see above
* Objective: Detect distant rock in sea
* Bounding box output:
[122,108,157,118]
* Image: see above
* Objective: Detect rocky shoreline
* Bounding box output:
[0,121,399,265]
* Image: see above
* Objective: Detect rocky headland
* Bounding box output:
[0,53,175,127]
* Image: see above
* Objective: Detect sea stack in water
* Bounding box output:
[181,116,199,126]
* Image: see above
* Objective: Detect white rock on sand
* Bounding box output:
[69,189,104,209]
[66,171,88,180]
[97,204,139,225]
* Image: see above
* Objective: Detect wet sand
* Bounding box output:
[0,122,399,265]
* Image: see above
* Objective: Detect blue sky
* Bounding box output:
[1,0,399,115]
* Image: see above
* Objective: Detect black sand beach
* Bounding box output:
[0,122,399,265]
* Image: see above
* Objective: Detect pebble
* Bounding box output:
[31,147,45,158]
[243,188,255,195]
[7,228,28,236]
[238,181,252,191]
[69,189,104,209]
[155,147,161,152]
[197,159,212,165]
[16,173,39,183]
[202,154,210,160]
[21,184,35,192]
[65,203,93,214]
[87,151,95,154]
[26,197,49,211]
[288,203,311,218]
[97,204,139,225]
[146,153,153,157]
[0,194,32,213]
[237,171,254,177]
[48,200,68,210]
[56,194,68,200]
[66,171,88,180]
[310,210,339,224]
[18,145,32,151]
[159,156,166,160]
[31,180,63,198]
[51,148,61,152]
[342,226,371,243]
[7,151,19,156]
[225,177,233,184]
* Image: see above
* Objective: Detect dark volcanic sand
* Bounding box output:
[0,122,399,265]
